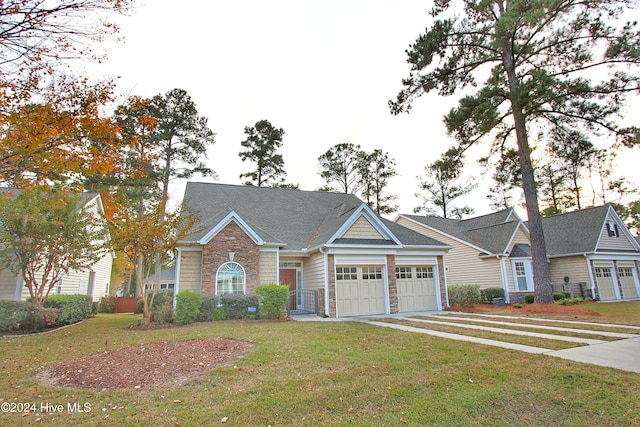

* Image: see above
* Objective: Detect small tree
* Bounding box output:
[239,119,287,187]
[108,200,198,324]
[415,158,476,218]
[359,149,398,215]
[317,143,366,194]
[0,187,107,306]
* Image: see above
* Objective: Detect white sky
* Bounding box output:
[89,0,640,219]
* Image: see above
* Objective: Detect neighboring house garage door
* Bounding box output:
[618,266,639,299]
[336,266,386,317]
[594,266,617,301]
[396,266,438,312]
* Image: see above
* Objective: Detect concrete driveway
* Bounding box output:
[360,312,640,374]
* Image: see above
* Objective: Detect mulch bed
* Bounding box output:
[37,338,254,390]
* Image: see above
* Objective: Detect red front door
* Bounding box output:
[280,269,297,309]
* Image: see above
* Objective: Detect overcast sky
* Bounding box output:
[90,0,640,219]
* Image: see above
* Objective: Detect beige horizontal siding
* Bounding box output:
[598,212,636,251]
[342,216,383,239]
[259,251,278,284]
[549,256,591,286]
[303,253,325,290]
[397,217,503,288]
[179,250,202,292]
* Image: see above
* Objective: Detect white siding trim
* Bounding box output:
[174,247,182,309]
[198,211,266,245]
[500,257,510,303]
[13,274,23,301]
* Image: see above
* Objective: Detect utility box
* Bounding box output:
[493,297,505,307]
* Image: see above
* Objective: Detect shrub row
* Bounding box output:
[0,294,95,332]
[524,292,574,304]
[448,284,481,307]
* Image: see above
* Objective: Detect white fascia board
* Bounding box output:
[398,215,489,254]
[607,205,640,251]
[197,211,265,245]
[329,204,402,246]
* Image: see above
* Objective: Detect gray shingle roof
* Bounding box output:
[401,209,521,255]
[181,182,447,251]
[539,205,609,256]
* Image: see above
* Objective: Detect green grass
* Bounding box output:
[411,316,626,341]
[1,313,640,426]
[382,318,583,350]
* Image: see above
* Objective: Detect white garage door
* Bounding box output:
[618,267,639,299]
[336,266,386,317]
[594,266,618,301]
[396,266,438,312]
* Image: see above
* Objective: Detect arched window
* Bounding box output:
[216,262,246,295]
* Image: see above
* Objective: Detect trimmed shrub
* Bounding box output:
[553,292,566,301]
[196,297,219,322]
[256,284,289,319]
[448,285,481,307]
[98,297,115,313]
[219,294,260,319]
[43,294,94,325]
[480,287,505,303]
[524,294,535,304]
[0,301,31,331]
[212,307,227,321]
[557,297,588,305]
[175,291,203,325]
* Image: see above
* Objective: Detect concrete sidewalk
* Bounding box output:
[293,312,640,374]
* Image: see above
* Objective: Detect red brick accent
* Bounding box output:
[327,254,336,317]
[386,255,398,314]
[201,221,259,297]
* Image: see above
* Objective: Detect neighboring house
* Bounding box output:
[145,266,176,290]
[541,204,640,301]
[395,205,640,303]
[395,209,534,302]
[175,182,450,318]
[0,191,114,302]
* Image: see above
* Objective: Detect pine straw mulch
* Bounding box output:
[447,302,601,316]
[37,337,255,391]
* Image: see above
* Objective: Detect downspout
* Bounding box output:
[173,248,182,311]
[276,248,280,284]
[585,254,597,300]
[441,257,449,309]
[13,272,23,301]
[499,256,510,303]
[320,246,329,317]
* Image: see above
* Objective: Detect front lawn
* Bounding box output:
[1,311,639,426]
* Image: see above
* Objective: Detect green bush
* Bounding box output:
[212,307,227,321]
[43,294,94,325]
[196,297,219,322]
[0,301,31,331]
[175,291,203,325]
[219,294,260,319]
[556,297,588,305]
[448,285,481,307]
[480,287,505,303]
[256,284,289,319]
[136,289,174,322]
[524,294,535,304]
[98,297,115,313]
[553,292,566,301]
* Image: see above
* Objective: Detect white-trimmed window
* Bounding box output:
[336,267,357,281]
[595,267,612,278]
[618,267,633,278]
[395,267,412,279]
[216,262,246,295]
[362,266,382,280]
[513,260,534,291]
[416,267,434,279]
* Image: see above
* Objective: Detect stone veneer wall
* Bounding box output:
[201,221,260,297]
[386,255,398,314]
[437,256,447,308]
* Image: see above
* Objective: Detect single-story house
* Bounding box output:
[0,191,114,302]
[541,204,640,301]
[395,205,640,302]
[395,209,534,302]
[175,182,450,317]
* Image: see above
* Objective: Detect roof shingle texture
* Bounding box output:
[182,183,446,250]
